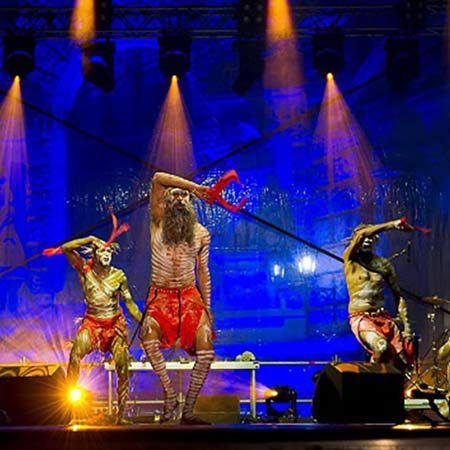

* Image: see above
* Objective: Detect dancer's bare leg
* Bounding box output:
[142,318,178,422]
[182,312,215,425]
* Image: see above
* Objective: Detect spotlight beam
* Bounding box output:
[0,86,158,172]
[0,69,400,273]
[0,42,440,185]
[0,44,441,313]
[0,68,387,281]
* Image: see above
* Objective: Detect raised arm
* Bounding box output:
[343,219,410,262]
[61,236,99,273]
[197,230,212,313]
[120,274,142,324]
[150,172,211,224]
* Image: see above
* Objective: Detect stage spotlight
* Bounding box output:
[82,40,115,92]
[272,263,285,278]
[2,36,36,80]
[312,31,344,78]
[67,386,93,420]
[297,254,317,275]
[385,37,420,89]
[397,0,426,30]
[232,0,267,96]
[235,0,267,36]
[69,387,83,404]
[326,73,334,81]
[95,0,113,32]
[265,385,298,420]
[158,34,192,79]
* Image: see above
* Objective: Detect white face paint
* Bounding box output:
[361,234,379,252]
[167,188,192,211]
[95,247,113,267]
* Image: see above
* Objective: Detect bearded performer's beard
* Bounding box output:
[162,201,197,246]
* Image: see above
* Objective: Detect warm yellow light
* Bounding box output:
[267,0,295,40]
[14,75,20,83]
[0,77,28,267]
[264,0,307,127]
[313,74,379,193]
[70,0,96,43]
[264,389,278,399]
[326,73,334,81]
[148,73,194,176]
[69,387,83,403]
[393,424,432,430]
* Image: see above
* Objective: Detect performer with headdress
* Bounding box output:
[140,171,246,425]
[44,215,142,424]
[344,219,416,369]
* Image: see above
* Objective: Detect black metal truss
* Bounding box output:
[0,3,447,38]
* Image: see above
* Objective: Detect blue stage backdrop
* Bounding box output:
[0,0,449,417]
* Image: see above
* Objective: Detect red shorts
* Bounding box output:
[142,286,214,355]
[349,311,407,365]
[79,312,128,353]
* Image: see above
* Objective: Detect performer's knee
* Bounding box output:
[437,342,450,363]
[196,322,214,350]
[140,317,161,343]
[373,337,388,356]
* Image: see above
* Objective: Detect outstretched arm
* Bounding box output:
[197,231,212,315]
[120,275,142,324]
[343,219,412,262]
[61,236,99,272]
[150,172,211,224]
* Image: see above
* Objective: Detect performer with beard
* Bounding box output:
[141,172,215,425]
[61,236,142,424]
[344,219,415,369]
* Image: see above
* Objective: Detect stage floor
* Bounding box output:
[2,423,450,450]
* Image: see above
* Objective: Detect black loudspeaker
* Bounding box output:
[312,362,405,424]
[194,395,240,424]
[0,364,71,425]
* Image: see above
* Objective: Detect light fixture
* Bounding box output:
[67,386,93,421]
[397,0,426,30]
[265,385,298,420]
[235,0,267,36]
[297,254,317,275]
[232,0,267,95]
[69,387,83,404]
[2,36,36,80]
[312,31,344,78]
[158,33,192,79]
[272,263,285,278]
[95,0,113,32]
[81,40,115,92]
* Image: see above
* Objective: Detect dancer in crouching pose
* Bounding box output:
[344,219,415,369]
[60,234,142,424]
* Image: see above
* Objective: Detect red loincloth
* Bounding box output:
[142,286,215,355]
[349,310,414,367]
[79,311,128,353]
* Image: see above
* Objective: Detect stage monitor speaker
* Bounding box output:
[0,364,71,425]
[312,362,405,424]
[194,395,240,424]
